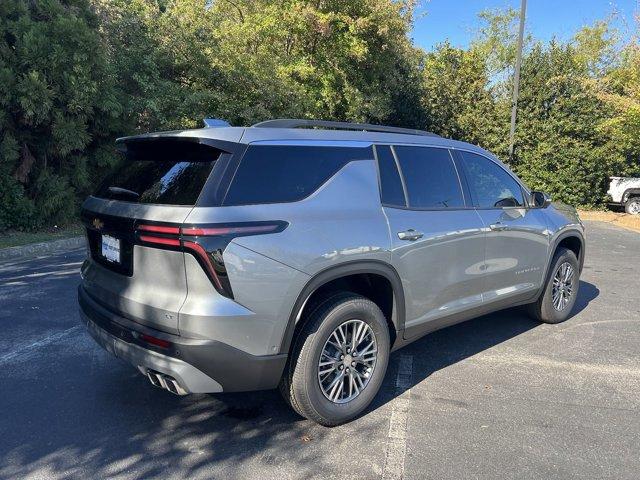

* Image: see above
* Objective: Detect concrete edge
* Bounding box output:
[0,236,86,262]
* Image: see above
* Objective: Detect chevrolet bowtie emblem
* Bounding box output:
[92,218,104,230]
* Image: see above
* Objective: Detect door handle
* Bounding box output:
[489,222,509,231]
[398,229,424,241]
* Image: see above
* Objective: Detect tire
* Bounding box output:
[625,197,640,215]
[280,293,390,426]
[527,247,580,324]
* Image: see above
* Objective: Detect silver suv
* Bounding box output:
[79,119,585,426]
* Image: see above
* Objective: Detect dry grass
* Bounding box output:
[578,210,640,233]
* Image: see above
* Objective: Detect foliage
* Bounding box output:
[1,1,639,231]
[420,42,507,153]
[512,41,621,206]
[0,0,122,230]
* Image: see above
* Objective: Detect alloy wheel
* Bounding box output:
[552,261,575,311]
[317,319,377,404]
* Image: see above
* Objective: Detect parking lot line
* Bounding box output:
[0,326,82,366]
[382,354,414,480]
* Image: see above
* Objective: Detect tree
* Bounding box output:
[511,41,623,206]
[419,43,506,153]
[0,0,123,230]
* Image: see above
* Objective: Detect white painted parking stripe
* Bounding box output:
[0,326,82,365]
[382,354,414,480]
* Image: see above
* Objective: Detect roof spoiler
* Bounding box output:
[203,118,231,128]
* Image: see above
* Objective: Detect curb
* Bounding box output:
[0,236,86,262]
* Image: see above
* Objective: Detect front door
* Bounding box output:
[456,150,550,307]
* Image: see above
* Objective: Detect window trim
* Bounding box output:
[376,144,472,212]
[453,149,530,210]
[389,146,411,207]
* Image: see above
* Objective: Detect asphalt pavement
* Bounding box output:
[0,220,638,480]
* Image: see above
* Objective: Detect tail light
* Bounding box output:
[135,221,288,298]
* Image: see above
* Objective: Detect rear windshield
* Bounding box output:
[94,139,219,205]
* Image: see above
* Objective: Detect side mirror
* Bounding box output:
[531,191,552,208]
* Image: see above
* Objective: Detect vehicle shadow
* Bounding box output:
[369,279,600,410]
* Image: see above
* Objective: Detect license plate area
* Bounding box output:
[86,228,134,276]
[101,234,121,264]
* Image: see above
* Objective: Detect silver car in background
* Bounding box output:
[78,119,585,426]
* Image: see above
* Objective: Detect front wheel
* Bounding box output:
[280,293,390,426]
[527,247,580,324]
[625,197,640,215]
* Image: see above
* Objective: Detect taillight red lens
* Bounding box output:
[137,224,180,235]
[138,235,181,247]
[182,240,224,290]
[180,224,280,236]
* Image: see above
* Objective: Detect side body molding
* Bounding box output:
[278,261,406,354]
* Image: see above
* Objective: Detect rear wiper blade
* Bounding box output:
[108,186,140,199]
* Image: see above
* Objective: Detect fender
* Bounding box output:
[622,188,640,203]
[535,228,585,301]
[278,260,406,354]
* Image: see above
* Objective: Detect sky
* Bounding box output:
[411,0,638,51]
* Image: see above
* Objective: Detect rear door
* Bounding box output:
[455,150,549,306]
[377,145,486,339]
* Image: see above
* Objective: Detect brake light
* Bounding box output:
[137,224,181,235]
[134,221,287,299]
[138,235,181,247]
[181,240,224,291]
[181,224,280,236]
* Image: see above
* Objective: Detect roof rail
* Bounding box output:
[251,119,439,137]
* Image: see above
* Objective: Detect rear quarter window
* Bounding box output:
[223,144,373,205]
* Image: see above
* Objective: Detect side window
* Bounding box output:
[376,145,406,207]
[393,146,465,209]
[459,151,524,208]
[224,145,372,205]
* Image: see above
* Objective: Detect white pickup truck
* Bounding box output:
[608,177,640,214]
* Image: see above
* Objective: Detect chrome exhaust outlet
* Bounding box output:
[145,369,188,395]
[147,371,163,388]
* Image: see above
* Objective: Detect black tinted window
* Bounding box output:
[224,145,372,205]
[394,146,464,209]
[95,140,219,205]
[460,151,524,208]
[376,145,406,207]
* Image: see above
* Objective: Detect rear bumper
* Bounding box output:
[78,285,287,393]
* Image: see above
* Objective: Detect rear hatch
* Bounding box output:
[81,137,229,334]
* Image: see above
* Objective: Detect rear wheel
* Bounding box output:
[527,247,580,324]
[280,293,390,426]
[625,197,640,215]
